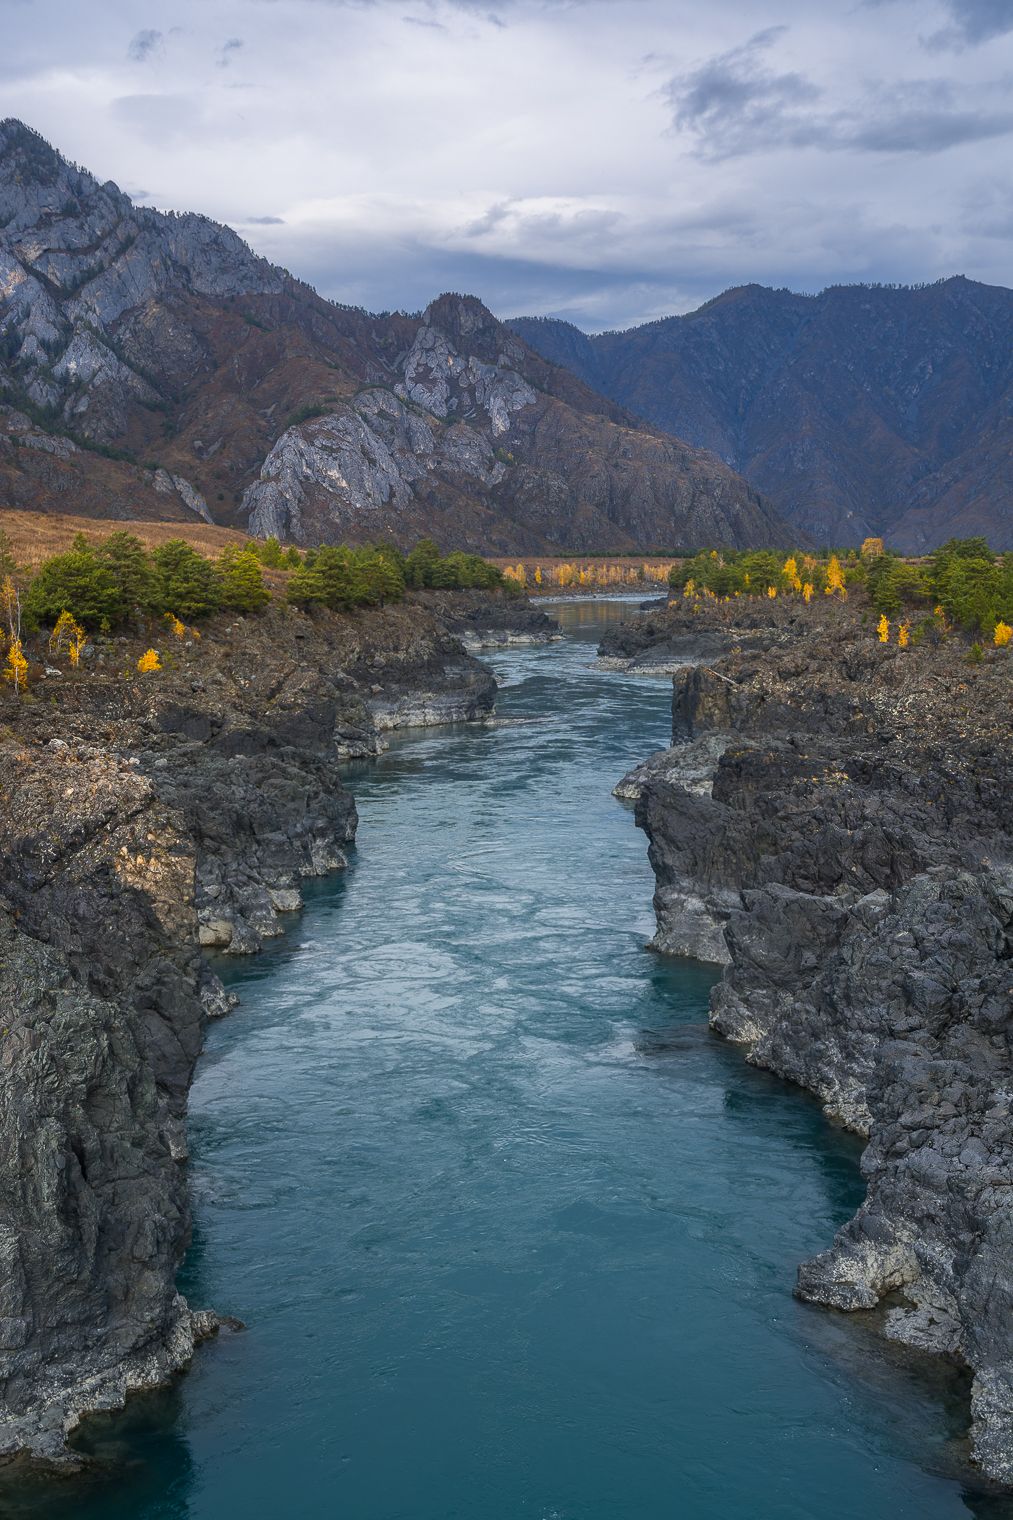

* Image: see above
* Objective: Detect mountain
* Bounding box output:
[0,121,787,553]
[510,279,1013,551]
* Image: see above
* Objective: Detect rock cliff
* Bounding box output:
[0,591,504,1461]
[622,599,1013,1482]
[0,121,787,554]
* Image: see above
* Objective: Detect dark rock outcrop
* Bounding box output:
[0,747,205,1460]
[423,588,560,651]
[629,599,1013,1481]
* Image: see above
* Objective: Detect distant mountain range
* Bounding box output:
[0,120,785,554]
[510,278,1013,552]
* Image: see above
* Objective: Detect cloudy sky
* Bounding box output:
[2,0,1012,328]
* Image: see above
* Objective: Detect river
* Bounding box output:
[10,601,1010,1519]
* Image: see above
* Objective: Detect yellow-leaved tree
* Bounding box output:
[137,648,162,673]
[49,610,87,666]
[877,613,890,643]
[825,555,847,598]
[1,575,27,694]
[898,622,911,649]
[994,621,1012,648]
[861,537,885,559]
[802,582,814,603]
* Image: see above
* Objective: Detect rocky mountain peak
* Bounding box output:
[422,292,525,369]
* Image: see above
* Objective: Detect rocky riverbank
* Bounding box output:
[0,590,524,1465]
[615,597,1013,1483]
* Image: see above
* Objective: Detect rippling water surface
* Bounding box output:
[11,601,1011,1520]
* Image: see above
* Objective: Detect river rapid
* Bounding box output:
[10,600,1011,1520]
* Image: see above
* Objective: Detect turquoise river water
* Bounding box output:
[7,600,1012,1520]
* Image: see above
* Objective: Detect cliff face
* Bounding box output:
[621,601,1013,1482]
[0,748,204,1460]
[0,121,787,554]
[0,592,506,1461]
[511,279,1013,551]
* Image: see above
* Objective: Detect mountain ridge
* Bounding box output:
[510,277,1013,551]
[0,120,787,554]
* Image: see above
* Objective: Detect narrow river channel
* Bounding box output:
[15,601,1010,1520]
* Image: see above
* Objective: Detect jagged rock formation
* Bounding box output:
[621,598,1013,1481]
[0,592,503,1461]
[0,120,787,553]
[511,279,1013,551]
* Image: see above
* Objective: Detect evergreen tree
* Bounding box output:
[404,539,442,589]
[286,562,328,606]
[151,539,222,619]
[96,531,159,620]
[218,547,271,612]
[24,547,119,629]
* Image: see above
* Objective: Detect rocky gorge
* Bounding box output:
[610,597,1013,1483]
[0,588,553,1464]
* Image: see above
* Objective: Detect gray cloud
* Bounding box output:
[667,28,1013,157]
[4,0,1013,330]
[866,0,1013,50]
[127,28,163,62]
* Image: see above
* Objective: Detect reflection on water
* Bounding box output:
[5,600,1011,1520]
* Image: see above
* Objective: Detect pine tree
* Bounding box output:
[24,548,119,629]
[151,540,222,619]
[96,531,158,620]
[218,547,271,612]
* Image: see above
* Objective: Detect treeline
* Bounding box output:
[8,532,271,628]
[669,548,844,599]
[862,539,1013,632]
[669,538,1013,638]
[286,540,507,610]
[0,529,510,633]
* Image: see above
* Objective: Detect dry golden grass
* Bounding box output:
[0,510,252,569]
